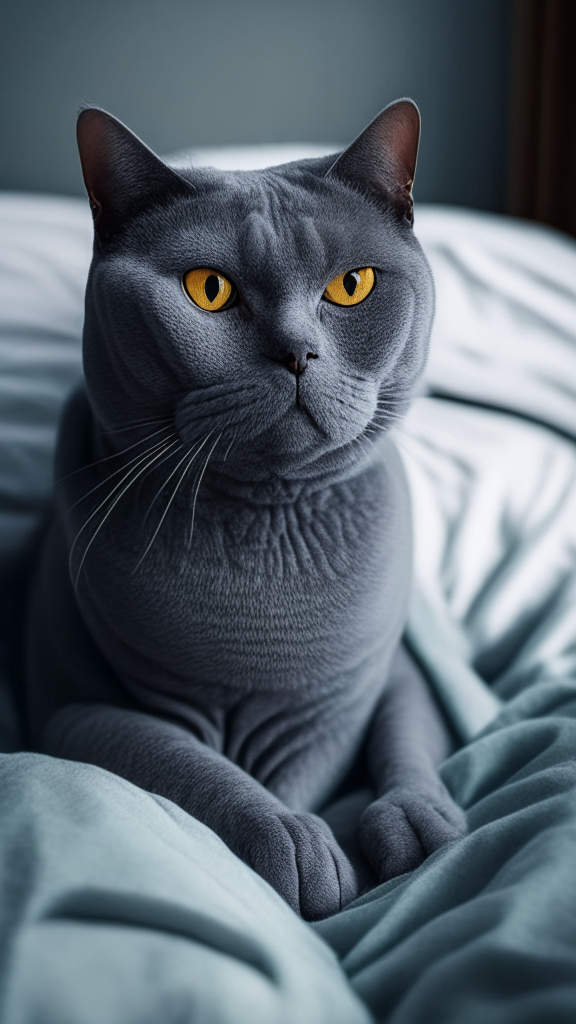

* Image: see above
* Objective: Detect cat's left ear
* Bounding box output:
[327,99,420,223]
[77,106,193,241]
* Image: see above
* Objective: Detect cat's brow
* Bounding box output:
[239,208,326,277]
[295,217,326,264]
[239,211,277,271]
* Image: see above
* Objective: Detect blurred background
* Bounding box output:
[1,0,510,210]
[0,0,574,230]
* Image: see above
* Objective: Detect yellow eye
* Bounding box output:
[323,267,375,306]
[183,268,236,311]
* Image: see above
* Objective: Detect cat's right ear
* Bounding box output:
[327,99,420,224]
[77,107,192,241]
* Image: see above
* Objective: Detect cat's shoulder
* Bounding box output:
[54,381,94,487]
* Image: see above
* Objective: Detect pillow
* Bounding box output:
[0,193,91,567]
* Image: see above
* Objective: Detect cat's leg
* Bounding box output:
[42,703,359,920]
[359,642,467,882]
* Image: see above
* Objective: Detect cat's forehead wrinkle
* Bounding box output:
[237,212,328,284]
[237,184,328,277]
[294,217,326,265]
[239,211,277,271]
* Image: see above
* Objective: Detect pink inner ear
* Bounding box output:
[76,109,118,217]
[76,107,193,240]
[374,102,420,189]
[327,99,421,205]
[88,191,102,218]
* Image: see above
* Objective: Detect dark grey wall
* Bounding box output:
[0,0,510,210]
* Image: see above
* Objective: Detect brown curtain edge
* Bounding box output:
[507,0,576,237]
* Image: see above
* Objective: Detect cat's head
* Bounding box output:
[78,100,433,484]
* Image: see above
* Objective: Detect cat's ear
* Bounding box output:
[327,99,420,223]
[77,107,192,240]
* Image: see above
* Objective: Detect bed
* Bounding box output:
[1,149,575,1022]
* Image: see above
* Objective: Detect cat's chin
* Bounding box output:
[214,423,376,485]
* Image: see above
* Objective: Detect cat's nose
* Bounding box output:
[281,351,318,376]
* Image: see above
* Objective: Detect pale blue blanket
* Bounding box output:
[1,193,575,1022]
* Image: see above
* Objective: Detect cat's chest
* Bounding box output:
[78,448,412,700]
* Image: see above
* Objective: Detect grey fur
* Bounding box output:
[27,101,466,920]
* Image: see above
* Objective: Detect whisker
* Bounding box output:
[133,440,209,573]
[99,417,172,436]
[182,399,262,433]
[188,432,222,549]
[65,433,178,512]
[336,397,374,416]
[223,428,238,463]
[193,382,259,397]
[385,429,430,464]
[142,439,206,524]
[354,431,389,469]
[72,440,180,588]
[340,371,367,386]
[58,423,174,484]
[69,439,179,577]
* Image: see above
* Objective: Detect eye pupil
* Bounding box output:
[204,274,221,303]
[323,266,374,306]
[343,270,360,296]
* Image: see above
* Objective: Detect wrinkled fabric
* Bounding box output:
[419,205,576,436]
[315,680,576,1024]
[402,398,576,734]
[0,753,371,1024]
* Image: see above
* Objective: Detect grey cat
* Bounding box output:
[26,99,466,921]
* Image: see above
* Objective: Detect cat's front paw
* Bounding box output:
[241,810,359,921]
[359,785,467,883]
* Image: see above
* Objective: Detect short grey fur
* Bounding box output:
[26,100,467,920]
